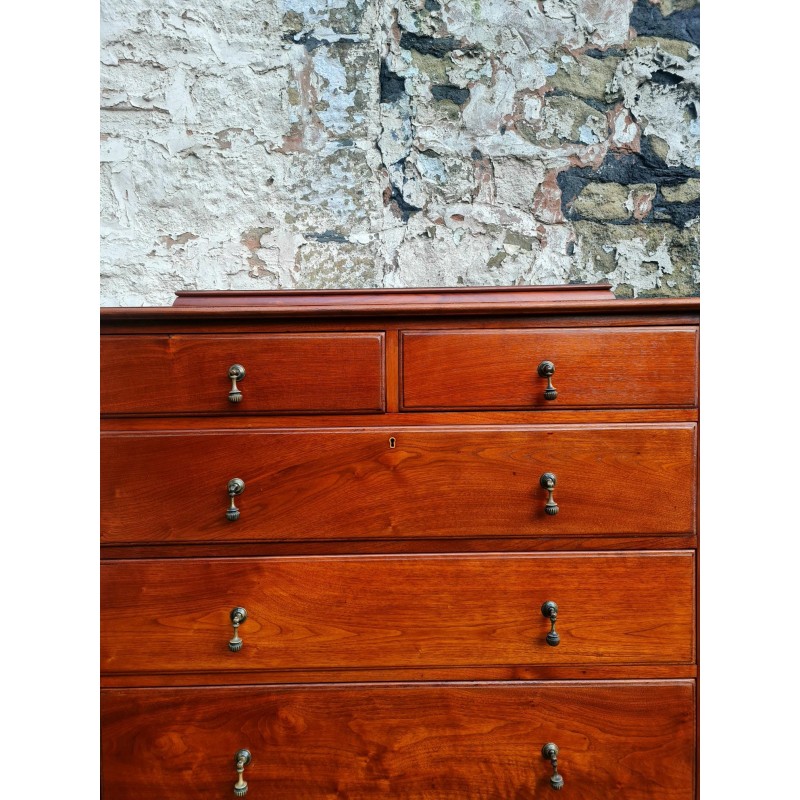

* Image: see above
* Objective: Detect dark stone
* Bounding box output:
[388,184,422,222]
[400,31,460,58]
[499,124,507,134]
[425,0,441,9]
[471,148,483,160]
[306,231,349,243]
[630,0,700,46]
[583,47,626,59]
[430,84,470,105]
[282,31,326,51]
[380,60,406,103]
[557,142,700,225]
[650,69,684,87]
[653,198,700,227]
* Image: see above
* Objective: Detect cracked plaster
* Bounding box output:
[100,0,699,304]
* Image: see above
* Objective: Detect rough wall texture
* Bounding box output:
[100,0,699,305]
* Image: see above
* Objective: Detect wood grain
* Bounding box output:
[101,424,696,543]
[101,680,696,799]
[401,327,698,409]
[101,552,695,674]
[101,333,385,415]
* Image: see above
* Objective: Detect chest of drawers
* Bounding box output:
[100,285,699,798]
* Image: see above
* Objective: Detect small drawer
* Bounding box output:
[101,424,696,544]
[101,552,695,674]
[401,327,698,409]
[101,681,696,798]
[100,333,385,414]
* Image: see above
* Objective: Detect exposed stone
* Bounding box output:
[629,36,697,62]
[538,95,609,145]
[661,178,700,203]
[649,135,671,162]
[548,54,621,101]
[572,183,631,221]
[571,219,699,296]
[658,0,700,15]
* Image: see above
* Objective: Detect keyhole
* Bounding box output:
[389,437,396,449]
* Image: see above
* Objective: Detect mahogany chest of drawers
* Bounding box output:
[100,285,699,798]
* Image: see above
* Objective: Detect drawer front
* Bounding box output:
[101,425,696,543]
[101,681,695,799]
[100,333,385,414]
[401,327,698,409]
[101,552,695,674]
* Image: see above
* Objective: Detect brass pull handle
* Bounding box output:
[228,364,246,403]
[229,607,247,652]
[540,472,559,515]
[537,361,557,400]
[227,478,245,521]
[541,742,564,790]
[541,601,560,646]
[233,748,251,796]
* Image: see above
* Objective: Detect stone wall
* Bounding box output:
[100,0,699,305]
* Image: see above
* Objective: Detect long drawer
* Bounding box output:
[401,327,698,409]
[101,552,695,674]
[101,681,696,799]
[101,333,386,414]
[101,424,696,543]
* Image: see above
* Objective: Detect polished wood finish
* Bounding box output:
[101,333,385,415]
[101,681,695,799]
[101,424,696,543]
[402,327,698,409]
[100,286,699,798]
[101,552,694,673]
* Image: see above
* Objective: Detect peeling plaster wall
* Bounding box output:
[100,0,699,305]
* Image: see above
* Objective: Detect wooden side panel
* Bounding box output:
[101,681,696,799]
[401,327,698,409]
[100,425,696,543]
[101,552,695,673]
[101,333,385,414]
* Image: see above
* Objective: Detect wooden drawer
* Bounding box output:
[101,552,694,674]
[101,681,695,798]
[101,424,696,543]
[401,327,698,409]
[100,333,385,414]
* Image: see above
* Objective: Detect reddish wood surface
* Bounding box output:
[100,534,698,561]
[101,333,385,415]
[101,407,699,430]
[100,286,699,320]
[99,290,700,798]
[402,327,698,409]
[173,284,614,309]
[101,424,696,543]
[101,664,699,688]
[101,680,695,799]
[101,552,694,674]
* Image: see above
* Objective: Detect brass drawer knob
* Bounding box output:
[233,748,251,796]
[537,361,557,400]
[228,364,246,403]
[227,478,245,521]
[540,472,559,515]
[541,742,564,790]
[541,601,560,646]
[229,607,247,652]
